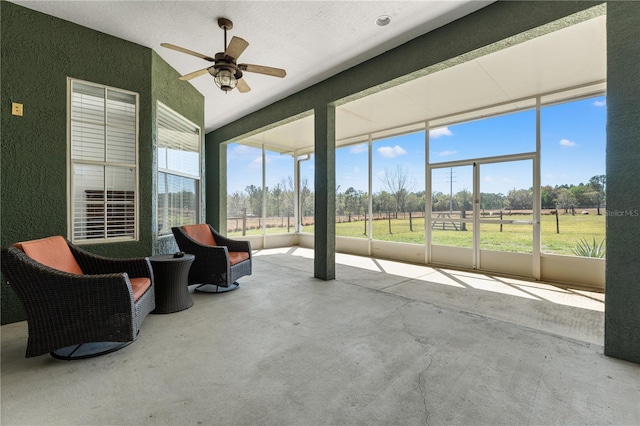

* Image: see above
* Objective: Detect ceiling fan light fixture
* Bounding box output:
[214,68,237,92]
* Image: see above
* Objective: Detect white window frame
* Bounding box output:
[67,78,140,244]
[156,102,202,236]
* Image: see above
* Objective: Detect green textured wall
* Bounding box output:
[1,1,152,253]
[0,1,203,324]
[605,1,640,364]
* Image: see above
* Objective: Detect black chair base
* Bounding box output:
[195,282,240,293]
[50,340,134,360]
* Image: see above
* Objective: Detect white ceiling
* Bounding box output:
[240,14,607,153]
[12,0,494,133]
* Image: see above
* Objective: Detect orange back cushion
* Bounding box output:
[182,224,217,246]
[12,236,84,275]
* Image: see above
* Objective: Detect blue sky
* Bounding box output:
[227,95,606,196]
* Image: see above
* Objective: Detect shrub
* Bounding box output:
[572,237,605,258]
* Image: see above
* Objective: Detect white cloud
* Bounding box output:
[484,176,495,182]
[559,138,576,147]
[353,167,360,173]
[349,143,368,154]
[593,100,606,107]
[249,156,261,169]
[377,145,407,158]
[233,144,253,154]
[437,150,457,157]
[429,127,452,138]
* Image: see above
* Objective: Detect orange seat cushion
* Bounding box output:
[12,236,83,275]
[130,277,152,301]
[229,251,250,266]
[182,224,217,246]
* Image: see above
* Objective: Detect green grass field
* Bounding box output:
[229,213,605,256]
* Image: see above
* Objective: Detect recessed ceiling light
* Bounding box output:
[376,15,391,27]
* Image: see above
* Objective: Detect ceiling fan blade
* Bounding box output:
[239,63,286,78]
[237,78,251,93]
[161,43,215,62]
[179,68,211,81]
[225,36,249,60]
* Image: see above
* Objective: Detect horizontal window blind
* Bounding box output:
[157,102,201,236]
[157,104,200,178]
[69,79,138,243]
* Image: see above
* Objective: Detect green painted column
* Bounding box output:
[314,104,336,280]
[206,138,226,231]
[604,1,640,364]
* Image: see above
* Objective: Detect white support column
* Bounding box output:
[262,144,267,246]
[424,122,431,265]
[472,162,480,269]
[294,153,311,234]
[368,134,373,256]
[533,97,542,280]
[293,151,300,233]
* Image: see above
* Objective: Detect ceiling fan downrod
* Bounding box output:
[218,18,233,52]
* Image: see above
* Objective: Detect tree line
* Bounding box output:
[227,172,606,219]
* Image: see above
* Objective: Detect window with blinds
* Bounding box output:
[68,79,138,243]
[157,102,201,236]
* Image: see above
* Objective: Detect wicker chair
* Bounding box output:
[0,236,155,359]
[172,224,252,293]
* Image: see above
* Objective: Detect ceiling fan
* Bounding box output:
[161,18,286,94]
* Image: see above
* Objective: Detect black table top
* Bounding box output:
[149,253,195,263]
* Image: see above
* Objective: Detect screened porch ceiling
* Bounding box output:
[237,14,606,154]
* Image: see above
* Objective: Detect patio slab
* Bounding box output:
[1,251,638,425]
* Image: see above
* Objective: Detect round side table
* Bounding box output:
[149,253,195,314]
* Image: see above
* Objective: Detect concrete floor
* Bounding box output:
[2,248,639,425]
